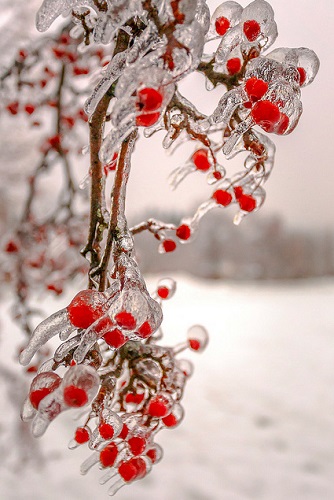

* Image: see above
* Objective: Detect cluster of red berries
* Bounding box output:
[21,272,208,494]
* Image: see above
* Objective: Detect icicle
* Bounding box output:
[19,308,69,366]
[84,51,128,119]
[54,334,81,362]
[36,0,97,32]
[100,119,136,164]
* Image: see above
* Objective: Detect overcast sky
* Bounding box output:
[127,0,334,232]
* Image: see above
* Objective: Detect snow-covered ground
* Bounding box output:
[0,275,334,500]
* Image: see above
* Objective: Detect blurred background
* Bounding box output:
[0,1,333,499]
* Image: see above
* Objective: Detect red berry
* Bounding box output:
[63,385,88,407]
[276,113,289,135]
[162,240,176,253]
[137,88,163,112]
[47,283,63,295]
[213,171,223,180]
[119,423,129,440]
[29,387,52,409]
[119,458,146,482]
[238,194,256,212]
[131,457,147,479]
[251,100,281,132]
[192,149,211,171]
[189,339,201,351]
[65,52,77,63]
[99,423,114,440]
[157,286,169,299]
[18,49,28,60]
[52,47,66,58]
[162,413,178,427]
[99,443,118,467]
[62,116,75,129]
[245,77,268,102]
[137,321,152,339]
[297,67,307,86]
[72,66,89,76]
[212,189,233,206]
[6,102,19,115]
[115,311,136,330]
[74,427,90,444]
[103,328,127,348]
[125,393,145,405]
[59,33,70,45]
[176,224,191,241]
[136,112,160,127]
[29,373,62,409]
[26,366,38,373]
[24,104,35,115]
[47,134,61,150]
[226,58,241,75]
[67,289,105,329]
[147,395,169,417]
[5,240,19,253]
[234,186,243,199]
[215,16,230,36]
[146,448,158,463]
[128,436,146,456]
[243,20,261,41]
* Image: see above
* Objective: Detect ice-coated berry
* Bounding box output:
[137,88,163,112]
[162,240,176,253]
[29,372,62,409]
[118,457,146,482]
[99,443,118,467]
[63,385,88,407]
[147,395,170,418]
[251,100,281,132]
[74,427,90,444]
[136,112,160,127]
[99,423,114,440]
[238,194,257,212]
[245,77,268,102]
[215,16,230,36]
[67,289,105,329]
[243,19,261,41]
[192,149,211,171]
[115,311,136,330]
[176,224,191,241]
[212,189,232,206]
[128,436,146,456]
[103,328,127,348]
[226,58,241,75]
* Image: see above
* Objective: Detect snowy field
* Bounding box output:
[0,275,334,500]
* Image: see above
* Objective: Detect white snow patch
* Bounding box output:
[0,276,334,500]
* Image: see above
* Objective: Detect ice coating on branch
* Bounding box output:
[36,0,96,32]
[92,1,143,44]
[84,51,128,118]
[20,309,73,366]
[266,47,320,87]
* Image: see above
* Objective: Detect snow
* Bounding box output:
[1,275,334,499]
